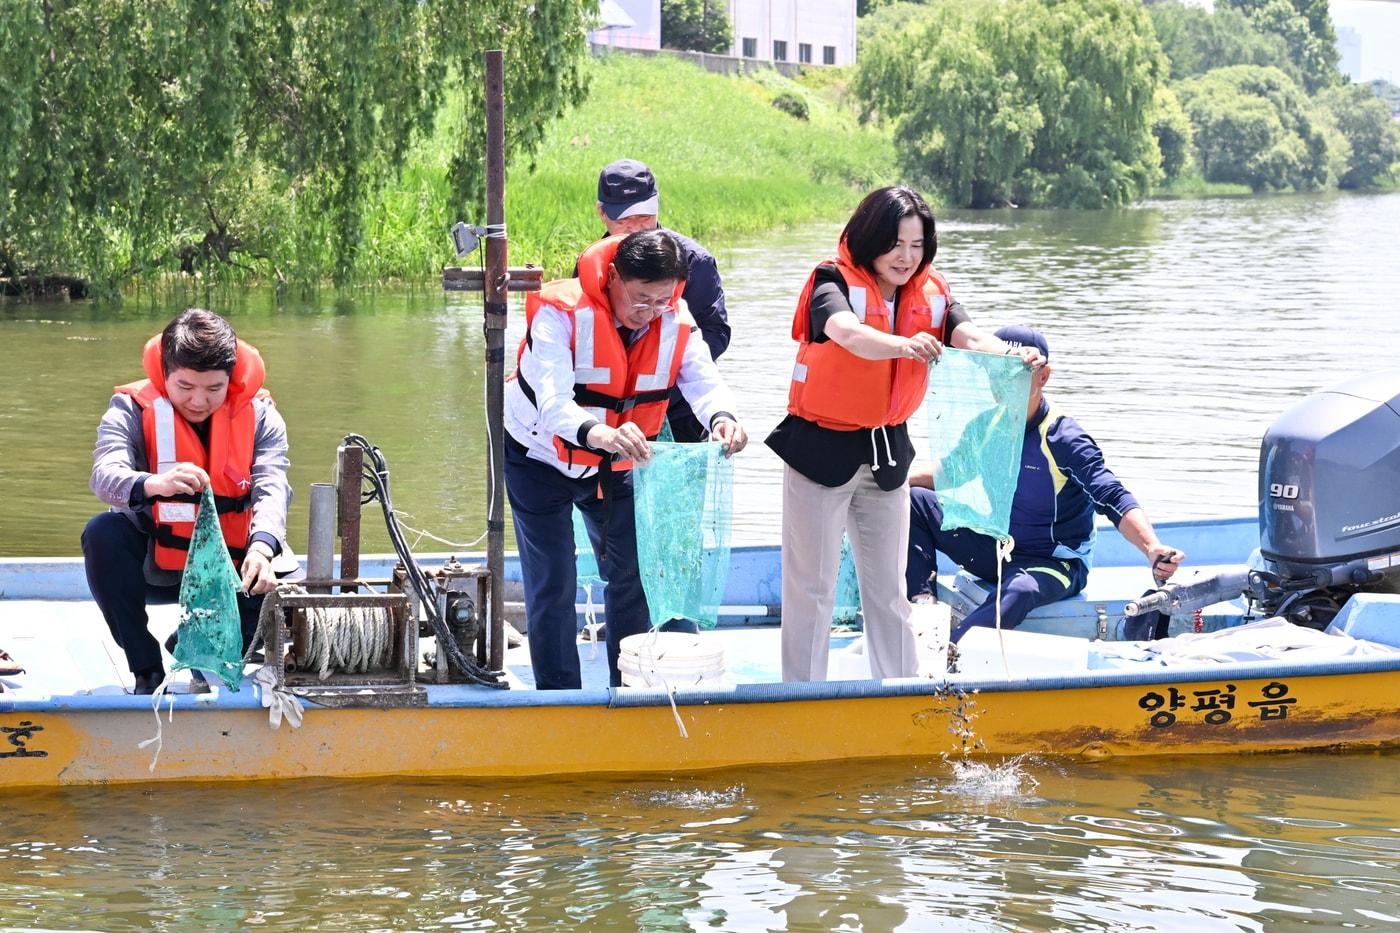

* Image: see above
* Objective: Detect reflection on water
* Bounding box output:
[2,752,1398,930]
[3,192,1399,555]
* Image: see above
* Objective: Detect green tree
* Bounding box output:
[855,0,1164,208]
[0,0,594,292]
[1316,83,1400,188]
[1177,65,1331,190]
[1221,0,1338,92]
[1148,1,1299,84]
[858,0,927,13]
[661,0,732,54]
[1152,85,1195,182]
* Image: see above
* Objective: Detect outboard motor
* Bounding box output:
[1126,371,1400,631]
[1256,372,1400,627]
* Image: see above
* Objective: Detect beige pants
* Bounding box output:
[781,464,916,681]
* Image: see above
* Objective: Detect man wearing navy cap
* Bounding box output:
[907,325,1184,642]
[591,158,731,442]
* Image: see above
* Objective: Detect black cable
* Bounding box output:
[341,434,505,688]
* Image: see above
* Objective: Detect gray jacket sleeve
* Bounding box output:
[90,395,149,509]
[248,397,292,545]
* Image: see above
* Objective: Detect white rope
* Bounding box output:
[582,584,601,659]
[636,629,689,739]
[399,513,489,550]
[138,675,176,772]
[994,536,1015,680]
[302,606,395,679]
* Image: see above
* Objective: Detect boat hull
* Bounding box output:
[6,662,1399,788]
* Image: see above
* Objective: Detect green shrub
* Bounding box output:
[772,92,811,120]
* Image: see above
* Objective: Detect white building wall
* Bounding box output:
[726,0,857,66]
[589,0,662,51]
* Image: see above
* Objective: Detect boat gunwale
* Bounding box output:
[7,650,1400,715]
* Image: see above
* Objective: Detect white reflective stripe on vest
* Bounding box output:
[153,397,179,473]
[850,287,868,323]
[573,307,611,384]
[792,362,808,383]
[633,311,681,393]
[928,293,948,331]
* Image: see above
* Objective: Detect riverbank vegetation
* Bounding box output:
[4,0,1398,295]
[0,1,595,296]
[855,0,1400,207]
[0,4,889,294]
[366,54,895,279]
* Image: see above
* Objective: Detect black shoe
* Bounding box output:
[133,670,163,695]
[188,670,212,694]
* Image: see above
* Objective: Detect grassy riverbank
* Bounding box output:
[365,53,897,280]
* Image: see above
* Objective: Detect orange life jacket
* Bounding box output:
[512,236,690,472]
[787,240,953,430]
[114,335,269,571]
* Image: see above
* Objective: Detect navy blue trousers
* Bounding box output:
[906,487,1089,642]
[505,443,651,689]
[81,512,262,676]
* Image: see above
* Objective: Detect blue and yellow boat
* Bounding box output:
[5,511,1400,790]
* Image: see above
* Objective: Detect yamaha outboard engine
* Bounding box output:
[1256,371,1400,627]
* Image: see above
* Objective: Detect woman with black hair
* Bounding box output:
[767,186,1041,682]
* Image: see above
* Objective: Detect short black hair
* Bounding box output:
[841,186,938,275]
[160,308,238,376]
[613,229,688,283]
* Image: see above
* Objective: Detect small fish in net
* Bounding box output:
[172,485,246,690]
[633,441,735,630]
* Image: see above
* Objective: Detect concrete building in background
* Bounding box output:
[1338,27,1363,83]
[726,0,858,66]
[589,0,662,51]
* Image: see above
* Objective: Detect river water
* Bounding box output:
[4,192,1400,556]
[2,192,1400,929]
[3,753,1399,930]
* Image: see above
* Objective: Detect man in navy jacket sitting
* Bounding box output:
[907,325,1184,643]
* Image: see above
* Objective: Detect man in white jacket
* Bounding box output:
[504,230,746,689]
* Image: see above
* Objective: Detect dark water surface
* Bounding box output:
[2,753,1399,931]
[4,192,1399,556]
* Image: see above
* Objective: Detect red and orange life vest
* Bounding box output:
[787,240,953,430]
[114,335,269,571]
[513,236,690,472]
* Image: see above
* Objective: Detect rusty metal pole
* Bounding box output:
[337,445,363,591]
[483,49,507,671]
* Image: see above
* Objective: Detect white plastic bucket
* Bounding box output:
[618,631,725,688]
[828,601,952,680]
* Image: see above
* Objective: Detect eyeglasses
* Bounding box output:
[618,277,676,317]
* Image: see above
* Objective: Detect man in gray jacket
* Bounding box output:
[83,309,292,693]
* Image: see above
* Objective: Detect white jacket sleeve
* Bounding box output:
[519,304,596,445]
[675,324,738,429]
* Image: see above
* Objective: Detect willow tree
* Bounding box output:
[855,0,1165,208]
[0,0,595,291]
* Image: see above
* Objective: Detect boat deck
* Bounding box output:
[0,600,871,699]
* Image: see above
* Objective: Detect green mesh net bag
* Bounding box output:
[173,486,246,690]
[832,534,861,626]
[926,348,1032,541]
[633,441,735,629]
